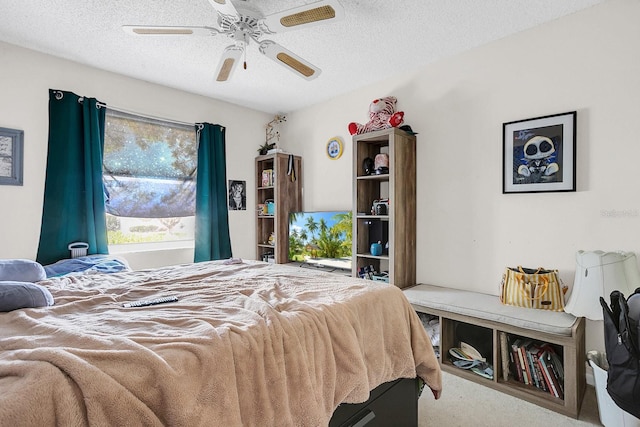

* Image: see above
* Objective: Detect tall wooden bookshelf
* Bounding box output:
[255,153,302,263]
[352,128,416,288]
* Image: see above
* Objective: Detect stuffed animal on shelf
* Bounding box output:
[348,96,405,135]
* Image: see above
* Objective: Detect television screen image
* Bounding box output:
[288,211,352,272]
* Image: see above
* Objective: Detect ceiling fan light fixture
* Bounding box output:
[280,6,336,27]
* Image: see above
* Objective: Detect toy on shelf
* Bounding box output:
[348,96,404,135]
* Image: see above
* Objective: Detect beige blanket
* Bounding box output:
[0,260,441,426]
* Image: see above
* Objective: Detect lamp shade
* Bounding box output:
[565,250,640,320]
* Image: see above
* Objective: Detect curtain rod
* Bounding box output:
[100,102,196,128]
[72,92,196,128]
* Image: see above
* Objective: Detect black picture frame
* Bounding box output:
[503,111,576,194]
[0,127,24,186]
[228,180,246,210]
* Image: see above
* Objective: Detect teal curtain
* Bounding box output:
[194,123,232,262]
[36,90,108,265]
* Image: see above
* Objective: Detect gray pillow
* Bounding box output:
[0,259,47,282]
[0,281,54,312]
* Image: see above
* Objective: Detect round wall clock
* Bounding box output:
[326,136,344,160]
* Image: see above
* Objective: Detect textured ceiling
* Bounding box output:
[0,0,605,114]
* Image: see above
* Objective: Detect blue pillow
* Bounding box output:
[0,259,46,282]
[0,281,54,312]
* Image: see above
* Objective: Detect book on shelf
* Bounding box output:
[546,353,565,398]
[524,342,542,390]
[549,349,565,382]
[528,344,548,393]
[261,169,274,187]
[536,355,555,395]
[538,352,561,398]
[510,338,524,383]
[518,341,533,386]
[499,332,510,381]
[516,342,530,385]
[538,343,564,395]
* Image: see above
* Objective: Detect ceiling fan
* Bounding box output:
[123,0,344,82]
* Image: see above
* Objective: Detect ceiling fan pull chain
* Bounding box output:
[243,34,247,70]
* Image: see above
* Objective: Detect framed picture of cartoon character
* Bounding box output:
[502,111,576,194]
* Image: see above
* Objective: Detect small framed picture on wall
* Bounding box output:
[228,180,246,210]
[503,111,576,194]
[0,127,24,186]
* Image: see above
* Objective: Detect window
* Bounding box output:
[103,110,196,245]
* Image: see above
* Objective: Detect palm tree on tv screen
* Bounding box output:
[290,212,352,260]
[305,216,318,240]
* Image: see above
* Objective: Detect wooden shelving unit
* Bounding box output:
[352,128,416,288]
[255,153,302,263]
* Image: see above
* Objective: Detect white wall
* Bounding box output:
[284,0,640,352]
[0,41,271,267]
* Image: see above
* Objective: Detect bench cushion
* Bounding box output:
[403,284,578,336]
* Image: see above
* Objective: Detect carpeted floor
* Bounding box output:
[418,371,602,426]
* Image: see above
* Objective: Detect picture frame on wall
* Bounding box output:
[0,127,24,186]
[228,180,246,210]
[503,111,576,194]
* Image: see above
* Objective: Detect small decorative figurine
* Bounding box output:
[258,114,286,155]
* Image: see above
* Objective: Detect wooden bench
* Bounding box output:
[403,284,586,418]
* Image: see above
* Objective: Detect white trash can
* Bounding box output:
[588,351,640,427]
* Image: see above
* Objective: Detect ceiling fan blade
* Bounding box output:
[122,25,219,36]
[259,40,320,81]
[207,0,240,21]
[260,0,344,34]
[214,45,244,82]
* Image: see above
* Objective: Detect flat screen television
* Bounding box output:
[288,210,352,272]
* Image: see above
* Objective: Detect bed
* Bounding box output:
[0,259,441,426]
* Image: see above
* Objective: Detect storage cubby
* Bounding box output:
[442,320,494,366]
[501,333,566,400]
